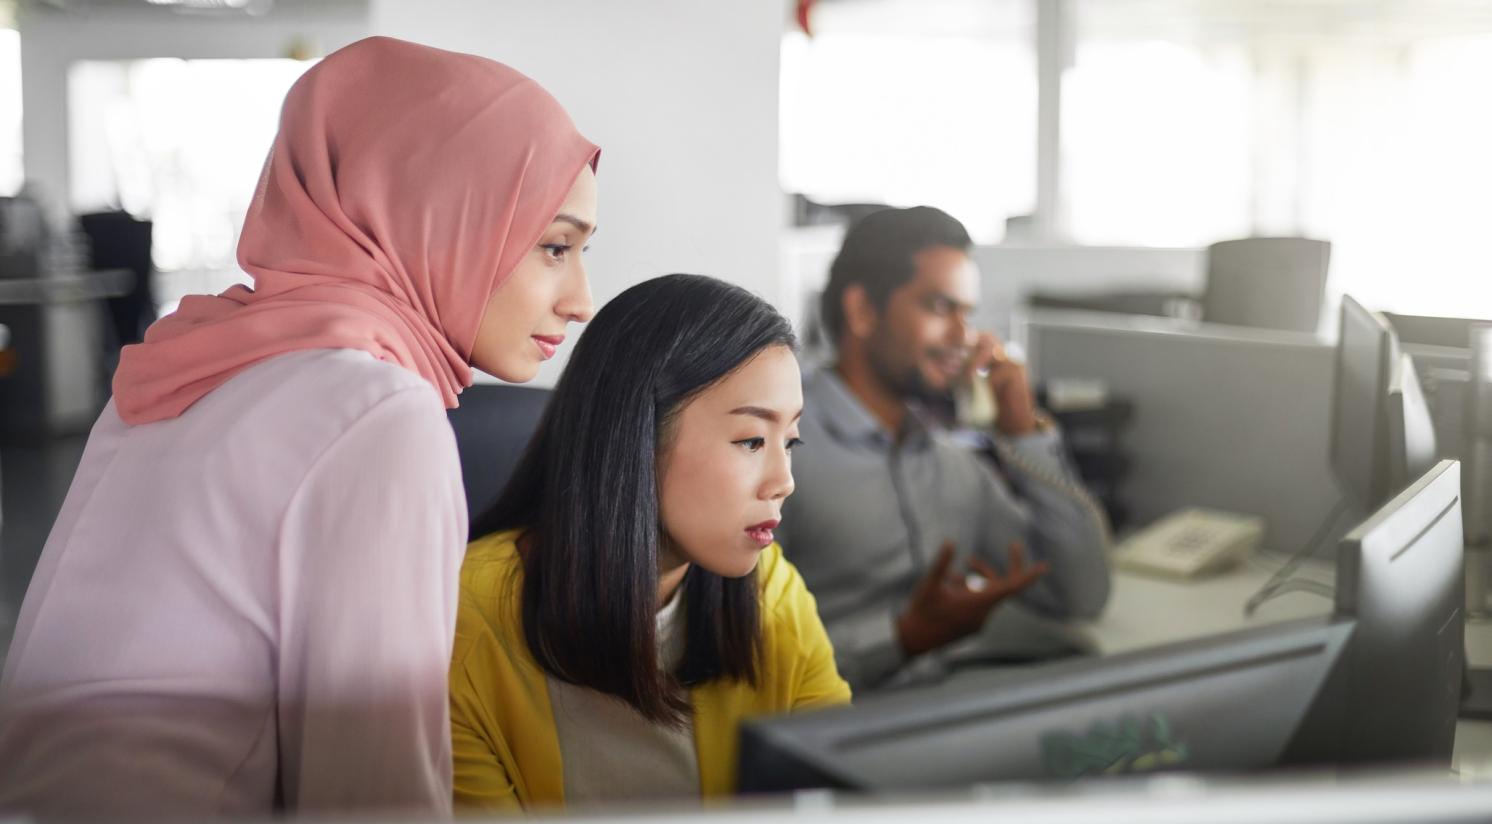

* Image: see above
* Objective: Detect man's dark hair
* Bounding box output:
[472,273,797,726]
[819,206,972,344]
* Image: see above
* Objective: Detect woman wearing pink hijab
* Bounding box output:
[0,37,598,817]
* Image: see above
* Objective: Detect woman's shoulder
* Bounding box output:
[305,349,446,419]
[452,529,527,665]
[288,350,457,471]
[209,348,448,438]
[750,544,852,706]
[756,543,816,626]
[461,529,525,601]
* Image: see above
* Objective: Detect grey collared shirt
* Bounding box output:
[778,368,1112,691]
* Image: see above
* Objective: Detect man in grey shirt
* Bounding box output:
[778,206,1111,692]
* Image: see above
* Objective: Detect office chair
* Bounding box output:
[446,382,552,528]
[78,211,155,349]
[1202,237,1331,334]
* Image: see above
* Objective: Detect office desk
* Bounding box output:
[0,269,134,436]
[1081,554,1492,776]
[1084,554,1339,654]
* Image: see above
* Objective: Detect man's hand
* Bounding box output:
[964,331,1038,435]
[896,540,1050,658]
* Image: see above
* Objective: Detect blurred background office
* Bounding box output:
[2,1,1492,812]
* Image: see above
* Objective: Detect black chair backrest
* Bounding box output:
[79,210,155,346]
[446,383,552,527]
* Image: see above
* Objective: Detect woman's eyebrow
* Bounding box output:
[729,406,804,423]
[552,214,596,236]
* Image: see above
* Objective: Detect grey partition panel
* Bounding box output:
[1025,311,1344,554]
[971,243,1206,338]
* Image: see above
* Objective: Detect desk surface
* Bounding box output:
[0,269,133,304]
[1083,554,1335,655]
[1086,553,1492,776]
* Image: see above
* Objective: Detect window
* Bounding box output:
[1062,35,1253,247]
[0,27,22,196]
[68,57,313,304]
[1064,0,1492,317]
[1296,33,1492,316]
[780,0,1036,243]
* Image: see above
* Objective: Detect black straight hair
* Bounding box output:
[819,205,972,344]
[472,273,798,726]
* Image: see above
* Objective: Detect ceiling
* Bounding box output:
[808,0,1492,42]
[1078,0,1492,42]
[23,0,365,15]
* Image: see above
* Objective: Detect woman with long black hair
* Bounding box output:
[449,274,850,810]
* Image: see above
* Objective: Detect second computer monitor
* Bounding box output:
[1386,351,1440,497]
[1331,295,1400,511]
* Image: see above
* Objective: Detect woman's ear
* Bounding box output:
[842,284,879,340]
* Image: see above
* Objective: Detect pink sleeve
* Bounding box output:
[273,386,467,815]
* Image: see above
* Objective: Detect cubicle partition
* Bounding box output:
[969,244,1205,337]
[1020,310,1344,554]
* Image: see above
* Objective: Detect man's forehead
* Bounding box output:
[909,247,980,300]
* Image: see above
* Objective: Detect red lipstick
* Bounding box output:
[745,519,780,548]
[532,334,565,359]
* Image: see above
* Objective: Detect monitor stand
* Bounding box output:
[1464,552,1492,719]
[1461,663,1492,720]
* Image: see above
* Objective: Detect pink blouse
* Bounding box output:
[0,348,467,817]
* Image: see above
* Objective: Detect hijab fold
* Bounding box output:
[113,36,599,425]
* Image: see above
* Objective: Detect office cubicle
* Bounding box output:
[1020,310,1343,554]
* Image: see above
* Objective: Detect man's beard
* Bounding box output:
[867,332,945,404]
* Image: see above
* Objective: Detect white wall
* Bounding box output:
[18,1,371,228]
[371,0,787,386]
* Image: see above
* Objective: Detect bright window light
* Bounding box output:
[1063,39,1253,248]
[1065,1,1492,319]
[780,0,1036,243]
[0,28,22,197]
[68,57,312,303]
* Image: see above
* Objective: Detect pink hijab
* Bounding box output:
[112,36,600,425]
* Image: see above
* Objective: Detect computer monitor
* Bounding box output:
[1330,295,1400,511]
[1386,352,1439,498]
[738,619,1353,792]
[738,460,1464,793]
[1331,458,1463,764]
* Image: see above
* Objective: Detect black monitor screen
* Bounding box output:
[1331,295,1398,510]
[1386,352,1439,496]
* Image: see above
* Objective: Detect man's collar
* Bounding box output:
[807,366,931,447]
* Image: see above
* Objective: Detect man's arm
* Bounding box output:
[981,425,1112,620]
[780,526,1047,692]
[964,331,1111,620]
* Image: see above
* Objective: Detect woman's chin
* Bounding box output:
[711,547,764,580]
[472,356,538,384]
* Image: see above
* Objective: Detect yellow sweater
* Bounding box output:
[449,530,852,811]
